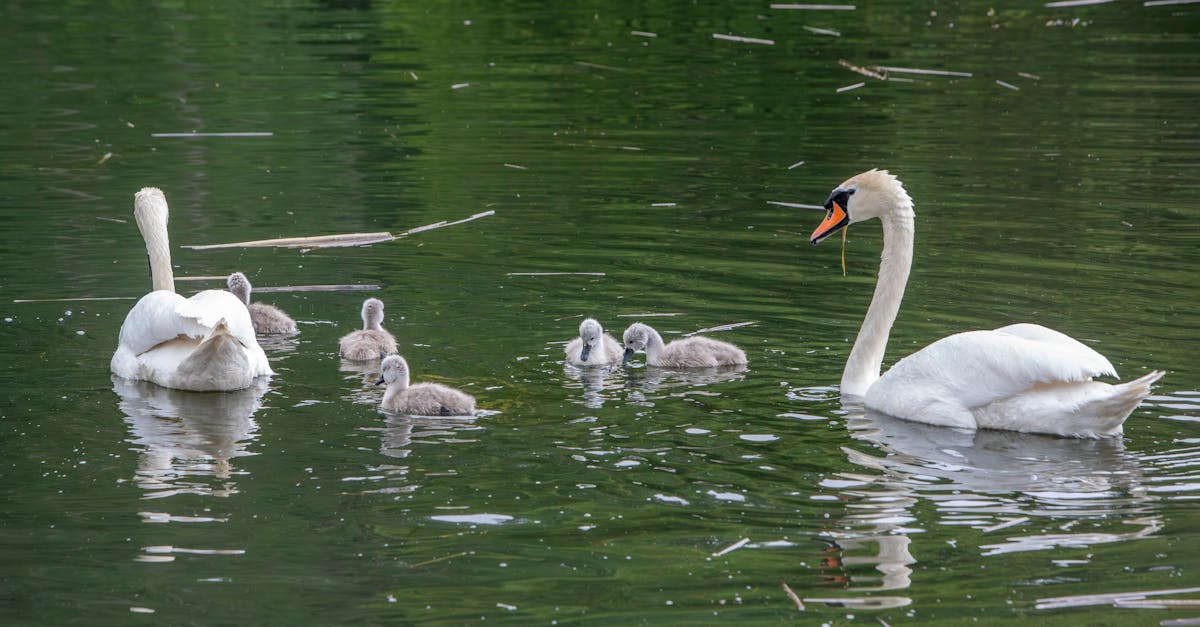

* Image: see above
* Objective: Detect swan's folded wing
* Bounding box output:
[878,325,1117,410]
[174,289,259,348]
[117,291,212,356]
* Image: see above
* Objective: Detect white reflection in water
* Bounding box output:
[622,364,748,404]
[348,414,485,495]
[561,363,625,408]
[340,357,384,404]
[114,376,268,499]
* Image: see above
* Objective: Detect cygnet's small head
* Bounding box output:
[622,322,653,364]
[375,354,409,386]
[226,272,252,306]
[362,298,386,330]
[578,318,604,362]
[810,169,911,245]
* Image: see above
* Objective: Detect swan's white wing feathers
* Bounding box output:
[118,290,256,356]
[872,324,1116,411]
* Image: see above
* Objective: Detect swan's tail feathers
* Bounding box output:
[176,318,254,391]
[1087,370,1165,437]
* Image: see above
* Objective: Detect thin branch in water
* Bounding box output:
[151,132,274,138]
[400,210,495,236]
[767,200,826,210]
[184,232,396,250]
[874,65,973,77]
[788,160,806,169]
[175,275,228,282]
[803,25,841,36]
[651,202,677,207]
[839,59,888,80]
[506,272,606,277]
[712,33,775,45]
[13,296,136,303]
[451,82,470,89]
[631,30,658,37]
[408,551,472,569]
[575,61,625,72]
[771,3,857,9]
[837,82,866,93]
[617,312,685,318]
[1018,71,1041,80]
[252,284,381,293]
[995,79,1021,90]
[503,163,527,170]
[712,537,750,557]
[781,582,805,610]
[1045,0,1114,6]
[685,321,757,336]
[1036,587,1200,610]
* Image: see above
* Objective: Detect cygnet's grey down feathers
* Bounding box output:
[226,272,298,336]
[622,322,747,368]
[339,298,397,360]
[377,354,475,416]
[564,318,624,366]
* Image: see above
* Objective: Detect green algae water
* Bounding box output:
[1,1,1198,624]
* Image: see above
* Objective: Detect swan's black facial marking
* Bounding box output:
[811,188,853,245]
[580,342,592,361]
[622,347,635,364]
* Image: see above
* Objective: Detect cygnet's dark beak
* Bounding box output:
[375,376,385,386]
[580,344,591,362]
[622,347,635,364]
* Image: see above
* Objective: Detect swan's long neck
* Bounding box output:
[134,189,175,293]
[643,326,665,360]
[841,208,914,397]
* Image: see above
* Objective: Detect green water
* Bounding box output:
[2,1,1198,624]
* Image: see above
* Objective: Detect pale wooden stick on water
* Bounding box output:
[712,537,750,557]
[781,582,805,610]
[712,33,775,45]
[684,321,757,336]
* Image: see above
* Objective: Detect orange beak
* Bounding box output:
[810,201,849,245]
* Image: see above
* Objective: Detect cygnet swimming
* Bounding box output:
[622,322,747,368]
[376,354,476,416]
[564,318,624,366]
[226,272,298,336]
[339,298,398,360]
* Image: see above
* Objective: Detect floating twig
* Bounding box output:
[651,202,677,207]
[506,272,606,277]
[803,25,841,36]
[408,551,471,569]
[980,516,1030,533]
[685,321,757,336]
[781,582,806,610]
[995,79,1021,90]
[1144,0,1200,5]
[803,597,912,609]
[575,61,625,72]
[873,65,973,77]
[771,3,857,9]
[1045,0,1113,6]
[184,211,494,250]
[767,200,826,210]
[617,312,684,317]
[503,163,527,170]
[631,30,658,37]
[175,275,227,282]
[96,216,127,224]
[151,132,273,138]
[13,296,136,303]
[253,284,381,293]
[1018,71,1041,80]
[97,152,113,165]
[788,160,806,170]
[712,33,775,45]
[837,82,866,93]
[1114,599,1200,608]
[839,59,888,80]
[451,82,470,89]
[1036,587,1200,610]
[712,537,750,557]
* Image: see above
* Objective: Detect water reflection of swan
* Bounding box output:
[562,364,624,409]
[340,357,384,402]
[113,376,268,499]
[828,398,1157,554]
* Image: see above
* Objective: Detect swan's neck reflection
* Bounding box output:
[114,376,268,498]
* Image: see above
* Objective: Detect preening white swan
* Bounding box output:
[227,272,298,336]
[564,318,624,366]
[622,322,747,368]
[377,355,476,416]
[111,188,273,391]
[809,169,1163,438]
[338,298,397,360]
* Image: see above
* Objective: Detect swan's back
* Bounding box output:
[340,330,397,361]
[658,336,747,368]
[383,382,476,416]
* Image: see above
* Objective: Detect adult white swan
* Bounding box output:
[111,188,272,391]
[809,169,1162,438]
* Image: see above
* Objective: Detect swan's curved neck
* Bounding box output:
[364,313,383,331]
[842,208,914,397]
[643,327,665,359]
[135,195,175,293]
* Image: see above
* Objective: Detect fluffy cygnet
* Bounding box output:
[376,354,476,416]
[339,298,398,361]
[622,322,747,368]
[564,318,624,366]
[226,272,298,336]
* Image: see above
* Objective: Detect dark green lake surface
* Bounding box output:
[2,1,1199,624]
